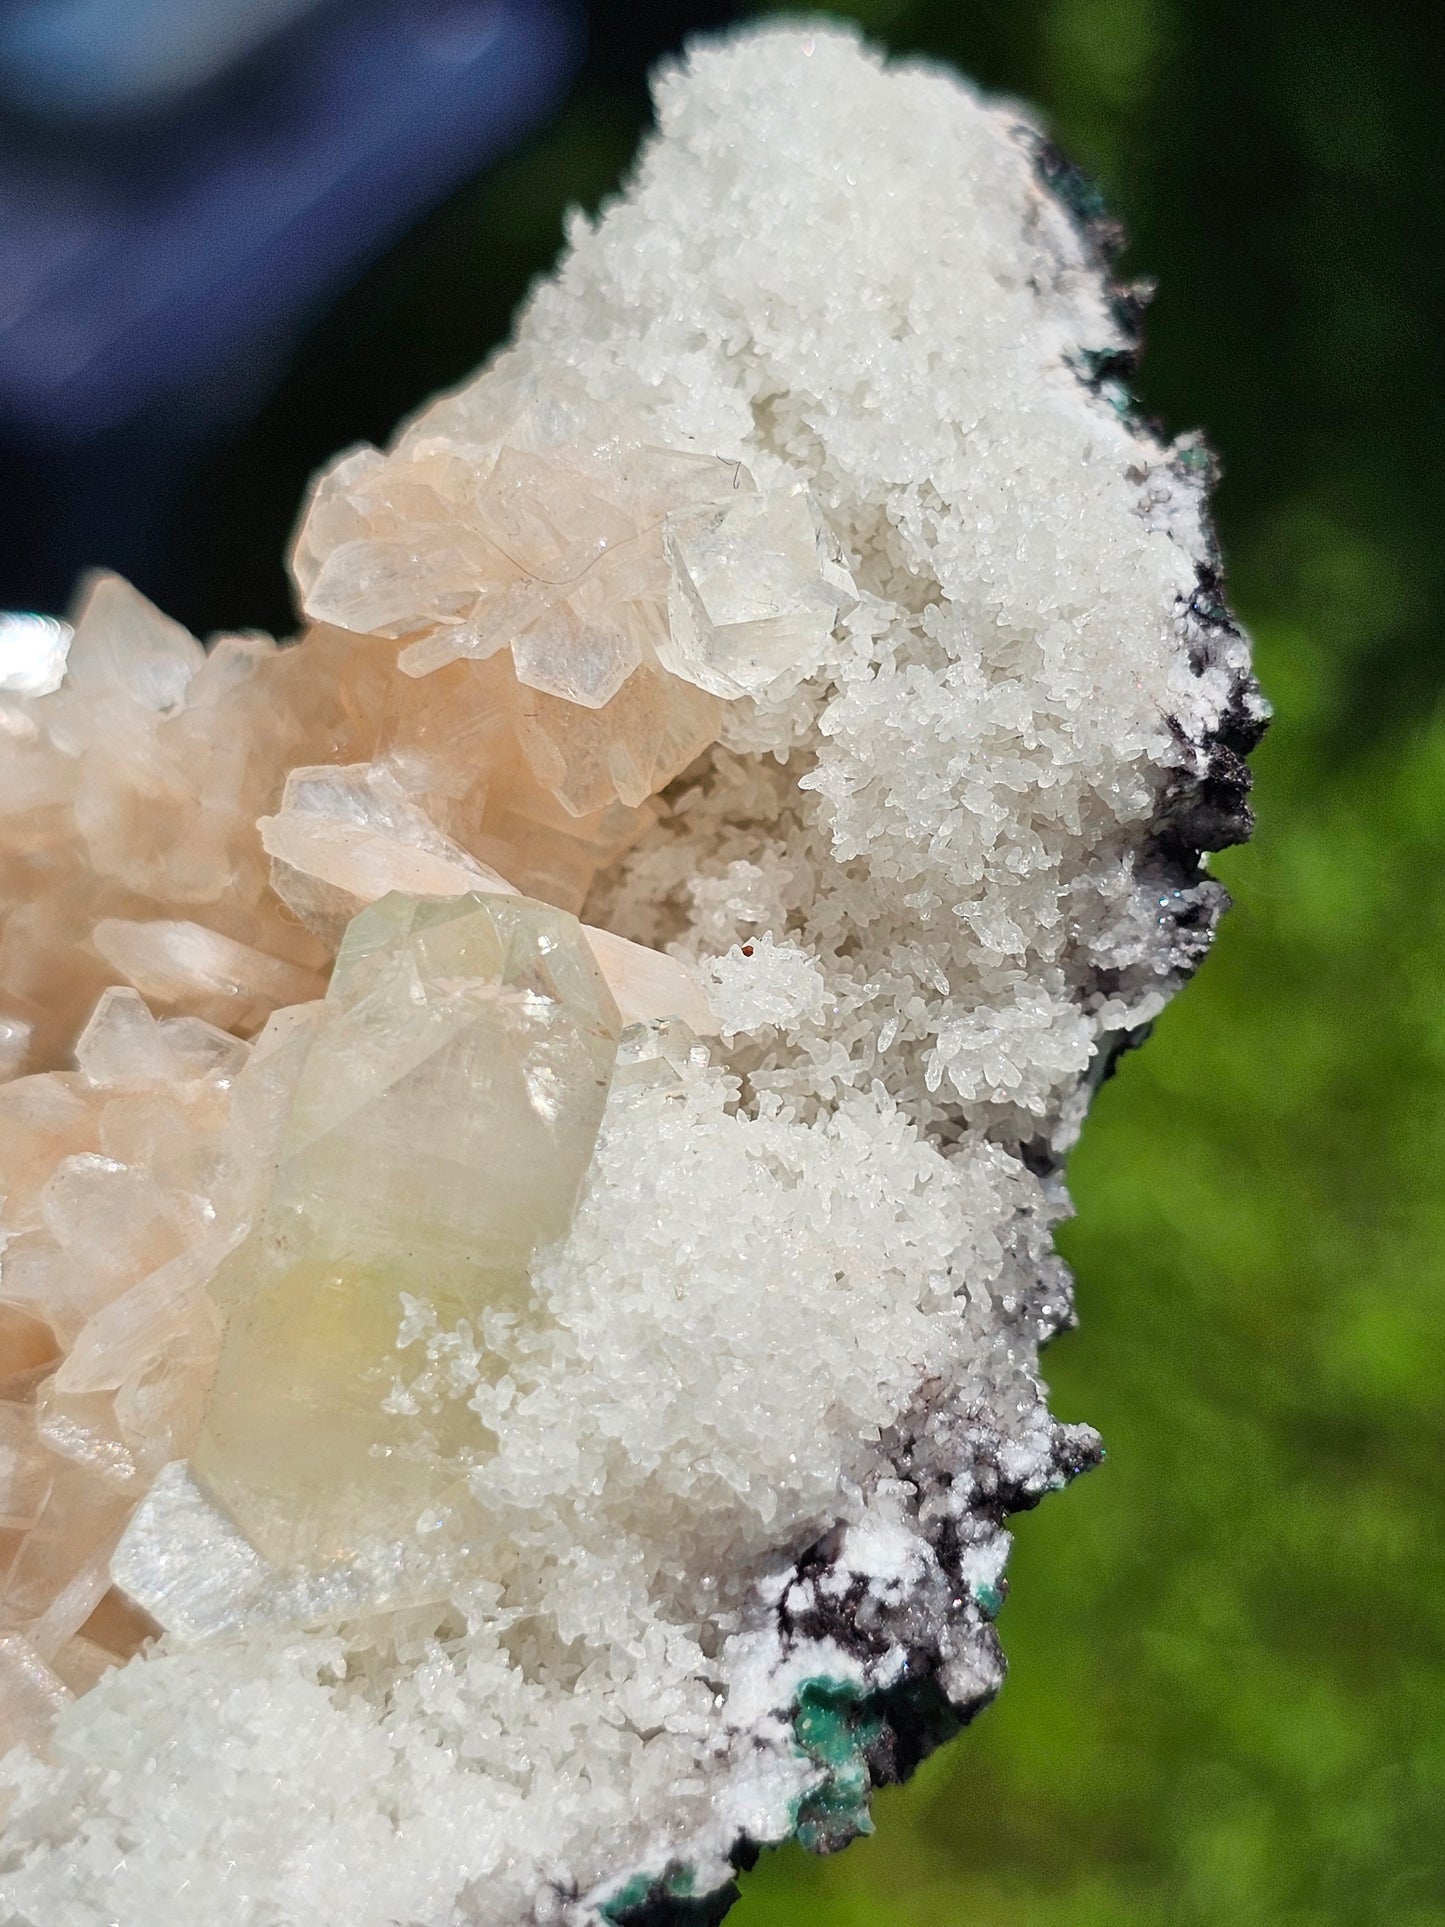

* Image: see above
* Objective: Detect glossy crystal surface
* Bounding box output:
[189,893,620,1569]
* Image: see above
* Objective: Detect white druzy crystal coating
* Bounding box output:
[0,24,1258,1927]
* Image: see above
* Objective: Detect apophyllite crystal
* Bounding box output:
[192,892,620,1575]
[0,24,1263,1927]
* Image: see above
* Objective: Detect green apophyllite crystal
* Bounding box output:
[190,891,620,1570]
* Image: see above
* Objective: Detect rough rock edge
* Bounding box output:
[581,131,1266,1927]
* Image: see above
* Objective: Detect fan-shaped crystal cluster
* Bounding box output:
[0,474,781,1083]
[295,437,853,707]
[0,991,242,1727]
[0,25,1260,1927]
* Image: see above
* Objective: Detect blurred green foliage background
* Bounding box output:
[177,2,1444,1921]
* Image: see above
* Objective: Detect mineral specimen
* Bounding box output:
[0,23,1262,1927]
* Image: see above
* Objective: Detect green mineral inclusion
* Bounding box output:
[974,1579,1004,1619]
[191,891,621,1571]
[791,1677,883,1850]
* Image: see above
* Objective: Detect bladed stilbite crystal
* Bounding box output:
[189,892,621,1572]
[256,762,718,1033]
[0,549,727,1082]
[0,988,231,1753]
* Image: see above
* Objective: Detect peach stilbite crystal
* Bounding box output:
[0,989,247,1752]
[0,435,775,1083]
[256,762,716,1032]
[293,431,852,710]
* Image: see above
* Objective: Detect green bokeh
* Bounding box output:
[727,3,1445,1924]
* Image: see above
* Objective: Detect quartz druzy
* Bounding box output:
[191,893,620,1573]
[0,24,1262,1927]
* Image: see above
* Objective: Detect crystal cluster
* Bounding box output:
[294,436,852,705]
[0,25,1260,1927]
[0,482,784,1081]
[0,637,714,1748]
[0,990,244,1743]
[0,470,732,1741]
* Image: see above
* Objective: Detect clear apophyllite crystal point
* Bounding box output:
[189,891,621,1570]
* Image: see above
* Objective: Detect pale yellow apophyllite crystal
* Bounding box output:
[189,892,620,1571]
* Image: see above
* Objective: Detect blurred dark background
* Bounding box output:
[3,2,1442,1922]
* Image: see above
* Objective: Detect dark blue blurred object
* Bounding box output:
[0,0,584,611]
[0,0,333,121]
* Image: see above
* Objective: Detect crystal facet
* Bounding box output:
[0,988,234,1691]
[660,485,855,698]
[189,893,620,1572]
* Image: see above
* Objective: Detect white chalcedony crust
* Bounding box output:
[0,23,1260,1927]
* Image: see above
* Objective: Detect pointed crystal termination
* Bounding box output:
[188,892,621,1572]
